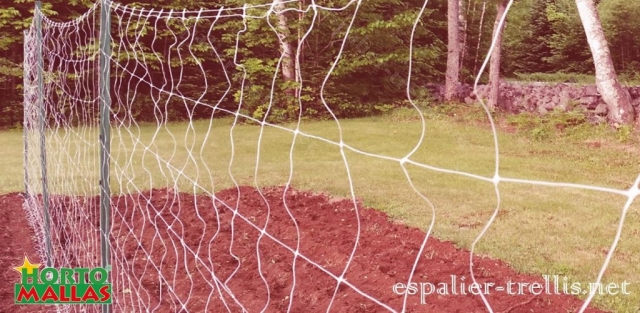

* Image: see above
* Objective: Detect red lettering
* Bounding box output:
[16,285,39,302]
[81,286,100,302]
[58,285,70,302]
[70,285,82,301]
[99,285,111,302]
[40,286,59,302]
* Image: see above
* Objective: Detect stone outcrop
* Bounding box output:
[423,82,640,119]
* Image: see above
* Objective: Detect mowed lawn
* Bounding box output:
[2,106,640,312]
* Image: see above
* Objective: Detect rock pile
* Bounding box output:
[423,82,640,118]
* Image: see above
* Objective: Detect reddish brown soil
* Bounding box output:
[2,188,608,312]
[0,193,53,313]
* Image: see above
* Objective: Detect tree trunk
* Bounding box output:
[274,0,296,95]
[473,0,486,76]
[488,0,507,111]
[296,0,304,98]
[445,0,461,102]
[459,0,468,80]
[575,0,635,125]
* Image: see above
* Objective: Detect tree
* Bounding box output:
[273,0,295,92]
[545,0,592,73]
[0,0,95,129]
[575,0,635,124]
[488,0,508,110]
[515,0,554,73]
[459,0,468,76]
[445,0,461,101]
[599,0,640,76]
[470,0,488,77]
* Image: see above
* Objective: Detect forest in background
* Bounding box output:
[2,0,639,128]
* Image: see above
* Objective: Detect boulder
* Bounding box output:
[537,106,548,115]
[584,85,599,96]
[464,97,474,105]
[557,90,572,112]
[594,102,608,116]
[579,96,600,109]
[541,97,556,110]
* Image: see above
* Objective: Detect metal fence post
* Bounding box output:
[24,30,30,201]
[35,0,53,268]
[98,0,112,312]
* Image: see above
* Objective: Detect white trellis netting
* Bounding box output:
[22,0,639,312]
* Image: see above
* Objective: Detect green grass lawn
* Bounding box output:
[3,105,640,312]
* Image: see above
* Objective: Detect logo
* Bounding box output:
[13,255,112,304]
